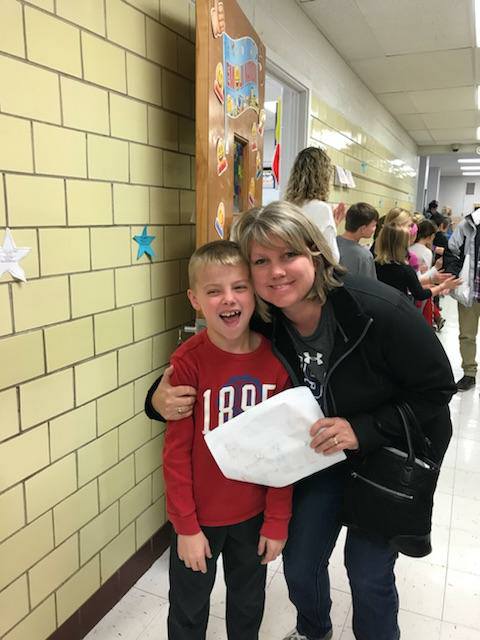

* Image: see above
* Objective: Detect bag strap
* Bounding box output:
[395,402,431,464]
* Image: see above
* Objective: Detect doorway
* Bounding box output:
[262,65,308,205]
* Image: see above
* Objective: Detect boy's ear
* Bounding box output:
[187,288,201,311]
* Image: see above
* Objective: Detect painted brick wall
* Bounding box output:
[0,1,195,637]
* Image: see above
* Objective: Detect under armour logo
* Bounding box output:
[302,351,323,366]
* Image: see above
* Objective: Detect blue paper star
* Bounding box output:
[133,226,155,260]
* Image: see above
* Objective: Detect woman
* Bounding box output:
[146,202,455,640]
[285,146,344,263]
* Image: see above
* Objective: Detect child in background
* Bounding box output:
[163,240,292,640]
[337,202,379,278]
[410,219,446,329]
[375,224,459,309]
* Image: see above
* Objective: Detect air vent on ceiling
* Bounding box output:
[466,182,475,195]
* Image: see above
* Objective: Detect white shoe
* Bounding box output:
[282,631,309,640]
[282,629,332,640]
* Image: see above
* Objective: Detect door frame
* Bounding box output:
[265,59,309,195]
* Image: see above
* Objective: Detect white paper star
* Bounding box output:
[0,228,31,282]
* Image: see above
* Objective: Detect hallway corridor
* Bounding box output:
[83,297,480,640]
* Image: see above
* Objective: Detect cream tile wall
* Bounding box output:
[0,1,194,638]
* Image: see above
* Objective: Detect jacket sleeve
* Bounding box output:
[163,356,201,535]
[347,294,455,462]
[404,264,432,301]
[448,223,466,255]
[145,375,165,421]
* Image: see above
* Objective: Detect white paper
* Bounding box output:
[204,387,346,488]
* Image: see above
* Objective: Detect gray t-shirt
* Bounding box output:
[337,236,377,279]
[286,300,336,401]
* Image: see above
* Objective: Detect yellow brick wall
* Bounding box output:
[0,0,195,637]
[309,96,417,215]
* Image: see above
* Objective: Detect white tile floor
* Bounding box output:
[85,297,480,640]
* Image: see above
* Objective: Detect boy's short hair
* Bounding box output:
[188,240,247,288]
[345,202,379,232]
[431,213,449,229]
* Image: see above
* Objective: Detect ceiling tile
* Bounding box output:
[356,0,473,55]
[409,86,475,112]
[429,127,477,143]
[410,130,435,144]
[376,92,418,115]
[395,114,427,130]
[351,49,474,93]
[421,110,477,129]
[297,0,384,60]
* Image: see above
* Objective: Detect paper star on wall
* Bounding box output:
[133,226,155,260]
[0,228,31,282]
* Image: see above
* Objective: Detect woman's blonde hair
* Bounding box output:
[384,207,413,229]
[285,146,332,204]
[375,224,410,265]
[232,201,343,321]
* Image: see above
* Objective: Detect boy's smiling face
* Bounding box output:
[187,262,255,351]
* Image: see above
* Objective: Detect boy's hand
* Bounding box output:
[152,365,196,420]
[258,535,286,564]
[177,531,212,573]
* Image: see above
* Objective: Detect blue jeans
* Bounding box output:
[283,464,400,640]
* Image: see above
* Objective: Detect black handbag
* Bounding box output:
[341,404,440,558]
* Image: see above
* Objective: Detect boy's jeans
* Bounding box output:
[283,464,400,640]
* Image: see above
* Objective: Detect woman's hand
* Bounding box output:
[333,202,347,226]
[151,365,196,420]
[309,417,359,454]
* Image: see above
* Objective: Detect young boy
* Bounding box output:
[337,202,379,278]
[163,240,292,640]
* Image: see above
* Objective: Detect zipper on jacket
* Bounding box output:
[322,317,374,414]
[351,472,413,500]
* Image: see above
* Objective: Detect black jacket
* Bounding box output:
[146,275,455,463]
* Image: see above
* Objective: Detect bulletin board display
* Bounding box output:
[196,0,266,246]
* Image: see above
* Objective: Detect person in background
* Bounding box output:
[448,207,480,392]
[425,200,439,219]
[285,146,345,263]
[337,202,378,278]
[409,219,446,330]
[409,219,437,274]
[163,240,292,640]
[374,224,459,305]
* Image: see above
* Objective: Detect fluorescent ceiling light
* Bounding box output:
[462,166,480,170]
[458,158,480,163]
[462,172,480,175]
[477,125,480,140]
[476,0,480,46]
[477,86,480,109]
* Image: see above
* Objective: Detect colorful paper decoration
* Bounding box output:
[133,226,155,260]
[258,108,266,136]
[211,0,225,38]
[223,34,259,119]
[0,228,30,282]
[214,62,225,104]
[215,202,225,238]
[217,137,228,176]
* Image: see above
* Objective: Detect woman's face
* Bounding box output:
[249,239,316,310]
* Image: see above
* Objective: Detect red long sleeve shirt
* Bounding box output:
[163,330,293,540]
